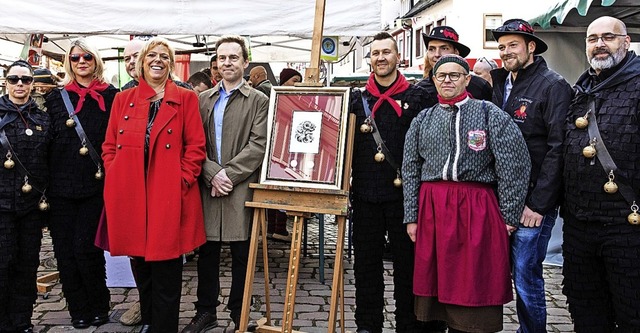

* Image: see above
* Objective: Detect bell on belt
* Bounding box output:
[65,117,76,128]
[582,138,597,158]
[95,166,104,180]
[628,202,640,225]
[360,117,373,133]
[374,145,385,162]
[575,111,590,129]
[79,145,89,156]
[4,152,14,169]
[22,176,32,193]
[38,196,50,211]
[604,170,618,194]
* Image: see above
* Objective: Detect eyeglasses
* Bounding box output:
[585,33,626,44]
[477,57,498,70]
[6,75,34,85]
[69,53,94,63]
[434,72,466,82]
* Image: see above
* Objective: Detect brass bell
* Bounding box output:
[65,117,76,128]
[582,145,596,158]
[22,177,32,194]
[360,123,372,133]
[79,146,89,156]
[628,202,640,225]
[95,167,104,180]
[575,116,588,129]
[603,170,618,194]
[374,145,385,162]
[393,177,403,188]
[38,197,50,211]
[4,151,14,169]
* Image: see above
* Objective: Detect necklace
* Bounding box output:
[14,103,33,136]
[148,88,166,101]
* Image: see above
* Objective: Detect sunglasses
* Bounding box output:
[6,75,34,85]
[495,20,534,34]
[69,53,94,63]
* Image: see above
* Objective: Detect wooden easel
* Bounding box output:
[238,112,355,333]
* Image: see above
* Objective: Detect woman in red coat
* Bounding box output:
[102,37,206,333]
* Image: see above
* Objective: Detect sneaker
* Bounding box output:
[119,301,142,326]
[181,312,218,333]
[270,232,292,242]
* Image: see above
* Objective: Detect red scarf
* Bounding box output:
[65,80,110,113]
[364,71,410,118]
[437,90,470,106]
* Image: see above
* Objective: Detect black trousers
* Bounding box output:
[562,213,640,333]
[352,199,419,333]
[48,195,110,320]
[195,240,250,320]
[0,210,43,331]
[134,256,183,333]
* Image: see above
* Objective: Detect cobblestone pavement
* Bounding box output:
[32,217,574,332]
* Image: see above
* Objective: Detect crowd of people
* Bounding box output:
[0,14,638,333]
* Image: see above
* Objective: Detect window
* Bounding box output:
[436,17,446,26]
[415,28,423,58]
[484,14,503,49]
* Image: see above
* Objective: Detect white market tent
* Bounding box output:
[0,0,383,63]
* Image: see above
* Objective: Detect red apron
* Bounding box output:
[413,181,512,306]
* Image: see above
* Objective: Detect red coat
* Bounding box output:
[102,79,206,261]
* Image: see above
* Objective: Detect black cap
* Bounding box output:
[492,19,548,54]
[33,68,56,85]
[422,26,470,57]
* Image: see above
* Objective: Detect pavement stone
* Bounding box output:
[32,217,575,332]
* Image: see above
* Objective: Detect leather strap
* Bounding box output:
[587,98,637,206]
[361,94,401,173]
[0,129,46,193]
[60,89,103,170]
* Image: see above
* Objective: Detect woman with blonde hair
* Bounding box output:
[103,37,206,333]
[45,38,118,329]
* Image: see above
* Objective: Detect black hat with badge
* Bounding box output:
[422,26,471,58]
[492,19,548,54]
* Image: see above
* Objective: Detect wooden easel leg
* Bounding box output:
[261,209,272,325]
[281,214,304,333]
[239,208,265,332]
[328,216,346,333]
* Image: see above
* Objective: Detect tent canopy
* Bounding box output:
[528,0,640,34]
[0,0,381,36]
[0,1,381,63]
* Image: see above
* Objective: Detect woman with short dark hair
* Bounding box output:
[0,60,51,333]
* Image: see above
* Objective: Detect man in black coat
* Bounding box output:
[491,19,573,333]
[416,26,492,106]
[562,16,640,332]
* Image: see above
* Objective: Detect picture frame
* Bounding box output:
[260,86,351,190]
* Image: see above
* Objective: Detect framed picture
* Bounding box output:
[260,86,351,190]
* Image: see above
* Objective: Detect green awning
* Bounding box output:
[528,0,619,29]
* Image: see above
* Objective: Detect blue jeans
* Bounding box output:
[511,208,558,333]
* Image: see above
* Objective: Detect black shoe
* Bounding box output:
[139,324,152,333]
[91,313,110,326]
[356,329,372,333]
[72,318,91,329]
[180,312,218,333]
[16,326,34,333]
[233,316,258,332]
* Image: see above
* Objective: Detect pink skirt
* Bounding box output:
[413,181,512,306]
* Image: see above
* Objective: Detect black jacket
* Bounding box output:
[563,51,640,222]
[491,56,573,215]
[350,78,431,203]
[417,71,493,108]
[45,85,119,199]
[0,96,51,212]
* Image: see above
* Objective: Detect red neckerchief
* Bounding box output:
[438,90,470,106]
[364,71,410,118]
[65,80,110,113]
